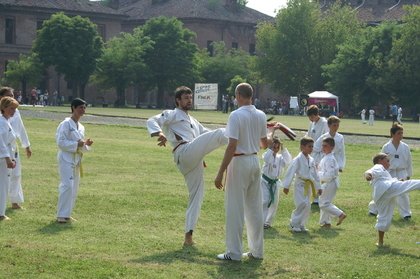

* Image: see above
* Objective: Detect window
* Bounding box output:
[5,17,16,44]
[207,40,214,56]
[249,43,256,55]
[231,42,238,49]
[97,24,106,41]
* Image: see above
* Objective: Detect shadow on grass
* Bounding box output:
[371,245,420,260]
[311,203,320,213]
[39,220,75,234]
[391,218,415,228]
[263,227,282,239]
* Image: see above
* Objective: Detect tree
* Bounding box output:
[141,16,199,108]
[33,13,103,99]
[94,29,153,107]
[2,53,43,102]
[388,6,420,115]
[255,0,362,95]
[323,22,400,113]
[199,42,254,100]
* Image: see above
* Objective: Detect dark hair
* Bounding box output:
[0,87,13,97]
[71,98,87,112]
[373,153,388,164]
[322,137,335,147]
[327,115,340,125]
[300,136,314,146]
[390,123,403,136]
[306,105,319,116]
[271,137,281,148]
[174,86,192,107]
[235,83,253,99]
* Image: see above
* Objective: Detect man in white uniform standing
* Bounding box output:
[147,86,227,246]
[0,87,32,210]
[215,83,268,261]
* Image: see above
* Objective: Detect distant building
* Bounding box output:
[0,0,271,105]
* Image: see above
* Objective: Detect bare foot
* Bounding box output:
[11,203,22,209]
[376,242,384,247]
[184,232,194,246]
[337,213,347,225]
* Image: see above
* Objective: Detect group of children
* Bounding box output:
[262,104,419,247]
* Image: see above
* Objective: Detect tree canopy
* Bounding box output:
[33,12,103,99]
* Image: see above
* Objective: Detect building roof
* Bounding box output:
[323,0,420,24]
[0,0,123,16]
[119,0,273,25]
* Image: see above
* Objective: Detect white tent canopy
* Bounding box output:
[308,91,339,114]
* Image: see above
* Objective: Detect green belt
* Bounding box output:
[262,174,278,208]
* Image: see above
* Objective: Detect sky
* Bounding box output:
[246,0,288,17]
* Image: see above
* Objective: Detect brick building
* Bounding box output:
[0,0,271,105]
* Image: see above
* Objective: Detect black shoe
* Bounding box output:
[368,212,377,217]
[403,216,411,220]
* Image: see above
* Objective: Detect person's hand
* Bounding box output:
[318,189,323,196]
[214,173,224,190]
[157,132,167,147]
[365,173,372,181]
[6,158,16,169]
[283,188,289,195]
[85,138,94,146]
[339,169,343,173]
[25,146,32,158]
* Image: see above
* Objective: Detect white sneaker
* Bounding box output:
[217,253,233,261]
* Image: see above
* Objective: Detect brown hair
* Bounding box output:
[306,105,319,116]
[174,86,192,107]
[390,123,403,136]
[327,115,340,126]
[372,153,388,164]
[323,137,335,147]
[235,83,253,99]
[0,87,14,97]
[300,136,314,146]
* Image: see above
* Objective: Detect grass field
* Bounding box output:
[0,112,419,278]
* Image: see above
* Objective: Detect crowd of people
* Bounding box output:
[0,83,418,261]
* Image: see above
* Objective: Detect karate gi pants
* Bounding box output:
[174,128,227,233]
[368,169,412,218]
[261,179,281,226]
[57,161,81,218]
[224,155,264,260]
[0,161,11,216]
[319,180,343,225]
[9,152,24,204]
[375,180,420,232]
[290,179,312,229]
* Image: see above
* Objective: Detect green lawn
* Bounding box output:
[0,116,419,278]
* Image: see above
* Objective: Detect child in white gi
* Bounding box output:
[359,109,366,124]
[368,124,413,219]
[305,105,329,142]
[283,137,322,232]
[56,98,93,224]
[261,137,291,229]
[318,137,346,228]
[368,109,375,126]
[365,153,420,246]
[313,116,346,172]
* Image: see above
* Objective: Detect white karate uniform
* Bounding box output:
[0,116,17,216]
[147,108,227,233]
[261,147,292,226]
[318,153,343,225]
[306,117,329,142]
[283,152,321,229]
[223,105,266,260]
[397,107,402,123]
[369,141,413,217]
[56,117,90,218]
[360,109,366,123]
[365,164,420,231]
[313,132,346,170]
[368,109,375,126]
[9,109,30,204]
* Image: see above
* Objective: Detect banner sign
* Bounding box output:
[194,83,218,110]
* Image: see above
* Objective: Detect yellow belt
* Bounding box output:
[302,179,316,198]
